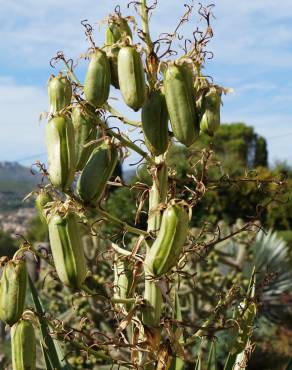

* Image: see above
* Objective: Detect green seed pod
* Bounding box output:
[48,212,86,289]
[118,46,146,111]
[0,259,27,326]
[35,190,52,224]
[72,103,100,171]
[77,141,118,204]
[144,202,189,276]
[84,49,111,108]
[199,88,221,136]
[11,319,36,370]
[105,17,132,46]
[142,90,169,156]
[48,73,72,114]
[105,17,132,89]
[46,115,76,190]
[164,63,199,147]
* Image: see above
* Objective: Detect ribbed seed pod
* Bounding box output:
[142,90,169,156]
[48,73,72,114]
[144,203,189,276]
[199,88,221,136]
[0,259,27,326]
[118,46,146,111]
[164,63,199,147]
[72,103,99,171]
[35,190,52,224]
[48,212,86,289]
[11,319,36,370]
[46,115,75,190]
[105,18,132,45]
[105,17,132,89]
[77,141,118,204]
[84,49,111,107]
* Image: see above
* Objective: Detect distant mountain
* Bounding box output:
[0,162,37,211]
[0,162,136,212]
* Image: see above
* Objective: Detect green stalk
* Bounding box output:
[140,0,153,54]
[141,162,168,368]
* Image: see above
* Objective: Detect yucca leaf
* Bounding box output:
[223,269,256,370]
[286,358,292,370]
[206,341,217,370]
[195,354,202,370]
[29,276,73,370]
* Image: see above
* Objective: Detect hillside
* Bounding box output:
[0,162,37,211]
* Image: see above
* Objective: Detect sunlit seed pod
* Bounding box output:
[11,319,36,370]
[105,17,132,46]
[0,259,27,326]
[35,190,53,224]
[48,73,72,114]
[142,90,169,156]
[118,46,146,111]
[144,202,189,276]
[84,49,111,107]
[72,103,100,171]
[199,87,221,137]
[48,212,87,289]
[105,17,132,89]
[77,140,118,204]
[164,62,199,147]
[45,115,76,190]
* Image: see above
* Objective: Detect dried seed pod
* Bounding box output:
[48,212,87,289]
[105,16,132,89]
[77,140,118,204]
[199,87,221,136]
[11,319,36,370]
[144,202,189,276]
[72,103,100,171]
[164,63,199,147]
[118,46,146,111]
[35,190,52,224]
[0,259,27,326]
[84,49,111,107]
[142,90,169,156]
[46,115,76,190]
[48,73,72,114]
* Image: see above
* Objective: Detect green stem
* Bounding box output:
[63,59,81,85]
[140,0,153,54]
[104,103,141,127]
[97,209,148,237]
[109,129,155,165]
[13,246,54,267]
[81,284,138,304]
[111,243,132,257]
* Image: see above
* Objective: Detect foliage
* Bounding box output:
[0,229,17,258]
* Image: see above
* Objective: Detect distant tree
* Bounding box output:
[200,122,268,169]
[106,123,289,231]
[0,229,17,258]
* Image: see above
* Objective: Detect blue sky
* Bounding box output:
[1,0,292,168]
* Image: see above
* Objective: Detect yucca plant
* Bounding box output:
[0,1,289,369]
